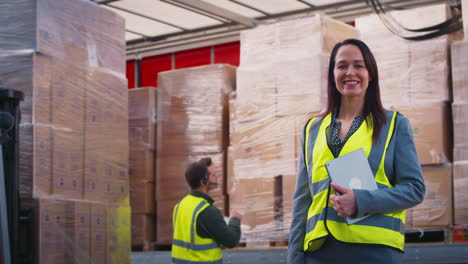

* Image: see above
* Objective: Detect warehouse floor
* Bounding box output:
[131,244,468,264]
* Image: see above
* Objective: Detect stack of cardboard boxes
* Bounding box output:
[228,15,357,245]
[0,0,130,263]
[128,87,157,249]
[356,4,462,228]
[451,8,468,225]
[155,64,235,244]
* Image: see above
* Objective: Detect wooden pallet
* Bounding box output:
[235,240,288,249]
[405,226,453,244]
[132,242,172,252]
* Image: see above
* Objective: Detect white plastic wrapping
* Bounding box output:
[230,15,357,244]
[156,64,235,244]
[356,4,462,106]
[0,1,129,263]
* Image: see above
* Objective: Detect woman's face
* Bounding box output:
[333,44,370,99]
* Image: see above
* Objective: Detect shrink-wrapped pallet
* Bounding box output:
[230,15,356,244]
[356,4,462,106]
[155,64,235,244]
[0,1,130,263]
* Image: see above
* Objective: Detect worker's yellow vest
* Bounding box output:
[302,111,406,252]
[172,195,223,264]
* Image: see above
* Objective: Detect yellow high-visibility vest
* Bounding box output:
[172,195,223,264]
[302,111,406,252]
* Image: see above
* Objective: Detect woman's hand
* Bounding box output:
[330,183,357,217]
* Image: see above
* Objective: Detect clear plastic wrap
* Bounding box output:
[131,214,155,249]
[0,0,129,263]
[229,15,357,245]
[238,15,356,116]
[156,64,235,245]
[405,165,452,228]
[388,102,452,165]
[451,40,468,103]
[452,103,468,162]
[128,87,157,247]
[356,4,462,106]
[454,161,468,224]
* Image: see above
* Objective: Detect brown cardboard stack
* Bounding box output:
[451,34,468,224]
[128,87,157,248]
[405,166,453,228]
[357,4,461,229]
[229,15,357,244]
[0,1,130,263]
[156,64,235,244]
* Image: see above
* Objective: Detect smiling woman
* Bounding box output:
[333,44,370,99]
[288,38,425,264]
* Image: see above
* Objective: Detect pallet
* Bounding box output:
[405,227,449,244]
[235,240,288,249]
[132,242,172,252]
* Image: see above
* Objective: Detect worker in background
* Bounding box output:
[171,157,242,264]
[288,38,425,263]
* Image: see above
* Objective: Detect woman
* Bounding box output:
[288,39,425,264]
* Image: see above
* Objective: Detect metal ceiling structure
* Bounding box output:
[90,0,456,59]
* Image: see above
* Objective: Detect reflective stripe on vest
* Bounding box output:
[302,111,406,252]
[172,195,223,264]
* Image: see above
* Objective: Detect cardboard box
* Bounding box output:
[52,130,84,199]
[356,4,461,106]
[452,103,468,161]
[405,165,452,228]
[64,201,91,264]
[388,102,451,165]
[229,177,277,230]
[0,0,125,72]
[84,159,106,202]
[130,182,155,214]
[454,161,468,225]
[129,87,157,149]
[51,61,85,130]
[74,201,91,264]
[0,0,126,201]
[236,15,356,116]
[236,54,329,116]
[157,64,235,156]
[451,40,468,102]
[357,4,460,42]
[129,149,155,184]
[228,116,297,194]
[131,214,155,247]
[240,15,356,66]
[91,203,107,264]
[38,198,67,263]
[33,125,52,196]
[113,179,130,206]
[366,39,449,106]
[155,199,178,245]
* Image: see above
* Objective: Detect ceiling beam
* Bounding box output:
[230,0,270,16]
[167,0,259,27]
[91,0,120,4]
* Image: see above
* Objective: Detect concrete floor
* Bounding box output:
[131,244,468,264]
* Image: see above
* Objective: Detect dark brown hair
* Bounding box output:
[324,38,386,142]
[185,157,212,189]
